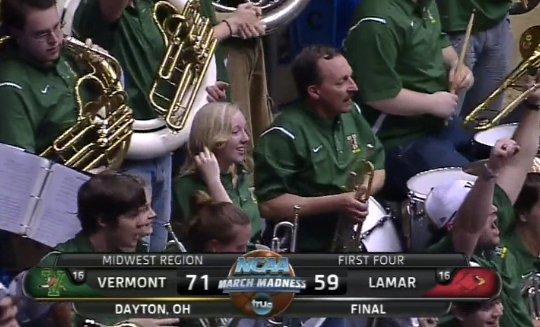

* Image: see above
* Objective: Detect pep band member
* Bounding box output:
[452,299,503,327]
[178,192,252,253]
[172,102,262,249]
[427,79,540,327]
[71,0,264,252]
[343,0,475,201]
[38,171,164,327]
[254,45,386,253]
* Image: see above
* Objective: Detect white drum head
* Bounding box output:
[354,198,402,252]
[474,124,517,147]
[407,168,477,198]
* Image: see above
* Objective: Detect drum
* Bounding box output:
[404,168,477,252]
[355,198,403,252]
[472,123,517,159]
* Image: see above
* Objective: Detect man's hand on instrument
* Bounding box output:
[228,3,265,39]
[340,185,369,223]
[195,147,221,184]
[0,296,19,327]
[84,38,108,63]
[448,63,474,92]
[206,82,228,102]
[524,73,540,105]
[487,138,520,173]
[428,92,458,119]
[127,318,179,327]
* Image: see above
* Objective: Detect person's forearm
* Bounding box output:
[206,179,232,203]
[442,45,458,68]
[213,21,232,41]
[367,89,435,116]
[259,193,346,222]
[371,170,385,195]
[512,105,540,161]
[456,174,497,234]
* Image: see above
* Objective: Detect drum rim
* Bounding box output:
[406,167,472,197]
[473,123,518,144]
[368,197,386,213]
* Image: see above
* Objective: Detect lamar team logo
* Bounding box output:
[39,269,67,297]
[218,250,306,317]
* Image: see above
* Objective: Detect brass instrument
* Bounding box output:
[150,0,217,133]
[212,0,312,34]
[464,26,540,131]
[271,205,300,253]
[0,36,133,172]
[521,272,540,320]
[83,319,141,327]
[163,223,229,327]
[330,158,375,252]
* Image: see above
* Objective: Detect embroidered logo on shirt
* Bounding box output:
[346,134,360,153]
[313,145,322,153]
[494,246,507,259]
[425,9,437,24]
[41,85,50,94]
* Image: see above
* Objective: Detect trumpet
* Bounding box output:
[163,222,188,252]
[464,26,540,131]
[271,205,301,253]
[330,159,375,252]
[522,272,540,320]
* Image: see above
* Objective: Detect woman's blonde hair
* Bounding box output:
[180,102,253,175]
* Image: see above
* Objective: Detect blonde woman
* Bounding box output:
[172,102,262,250]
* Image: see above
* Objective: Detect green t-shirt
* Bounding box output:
[0,40,90,154]
[343,0,450,148]
[172,166,262,247]
[253,101,385,252]
[72,0,230,120]
[437,0,511,33]
[427,185,533,327]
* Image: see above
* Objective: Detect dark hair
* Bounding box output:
[291,45,341,99]
[77,171,147,235]
[1,0,56,31]
[514,173,540,217]
[183,192,251,252]
[453,298,500,316]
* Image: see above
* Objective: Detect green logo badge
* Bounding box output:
[40,269,67,297]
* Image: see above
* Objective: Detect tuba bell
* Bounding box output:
[212,0,312,34]
[330,155,375,252]
[464,26,540,131]
[60,0,217,160]
[0,35,133,173]
[271,205,300,253]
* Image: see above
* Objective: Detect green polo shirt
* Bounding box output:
[437,0,511,33]
[253,101,385,252]
[172,166,262,247]
[427,185,532,327]
[344,0,450,148]
[0,40,87,154]
[72,0,230,119]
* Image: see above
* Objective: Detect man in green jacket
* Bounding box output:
[424,77,540,327]
[343,0,475,201]
[436,0,513,118]
[71,0,263,251]
[254,45,386,252]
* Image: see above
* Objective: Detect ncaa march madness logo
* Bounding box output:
[218,250,306,317]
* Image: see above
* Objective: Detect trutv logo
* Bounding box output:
[251,293,273,315]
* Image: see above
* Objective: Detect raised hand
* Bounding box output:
[487,138,520,173]
[195,147,221,184]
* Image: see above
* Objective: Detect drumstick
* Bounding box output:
[450,10,476,95]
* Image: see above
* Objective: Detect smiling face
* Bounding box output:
[10,4,63,64]
[214,111,250,169]
[307,55,358,117]
[457,300,503,327]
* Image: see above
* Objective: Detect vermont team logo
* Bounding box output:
[40,269,67,296]
[346,134,360,153]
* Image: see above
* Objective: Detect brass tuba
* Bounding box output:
[60,0,218,160]
[212,0,312,34]
[463,26,540,131]
[0,35,133,172]
[330,157,375,252]
[271,205,300,253]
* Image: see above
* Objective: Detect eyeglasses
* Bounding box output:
[30,22,65,43]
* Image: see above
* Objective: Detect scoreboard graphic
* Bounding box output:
[22,251,501,319]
